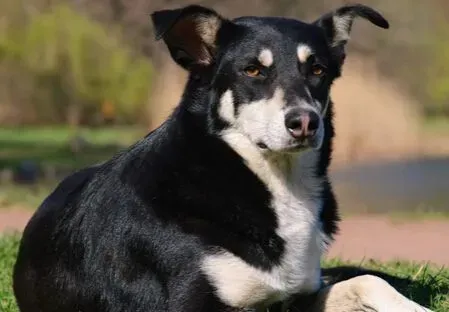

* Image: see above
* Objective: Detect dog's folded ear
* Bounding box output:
[151,5,227,69]
[313,4,389,61]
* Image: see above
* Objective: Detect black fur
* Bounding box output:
[13,4,388,312]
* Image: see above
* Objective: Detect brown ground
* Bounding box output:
[0,209,32,234]
[1,209,448,266]
[326,216,449,266]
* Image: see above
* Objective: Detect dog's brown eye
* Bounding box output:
[244,66,261,77]
[311,65,325,76]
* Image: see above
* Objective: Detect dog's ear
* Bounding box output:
[151,5,227,70]
[313,4,389,61]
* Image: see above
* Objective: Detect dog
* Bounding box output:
[13,4,434,312]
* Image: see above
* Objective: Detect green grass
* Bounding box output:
[340,210,449,222]
[0,126,146,210]
[0,234,448,312]
[0,233,21,311]
[0,125,145,146]
[0,183,56,210]
[0,125,146,170]
[423,116,449,134]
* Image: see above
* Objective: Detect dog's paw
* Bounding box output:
[298,274,434,312]
[346,275,434,312]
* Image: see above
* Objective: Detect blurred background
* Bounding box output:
[0,0,448,218]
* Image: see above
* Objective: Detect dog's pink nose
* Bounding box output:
[285,110,319,138]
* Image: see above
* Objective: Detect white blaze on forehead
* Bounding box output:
[297,44,313,63]
[258,49,274,67]
[218,89,235,123]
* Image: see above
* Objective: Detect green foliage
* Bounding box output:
[426,20,449,117]
[0,1,153,124]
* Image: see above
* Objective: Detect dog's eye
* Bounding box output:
[311,64,325,76]
[244,66,261,77]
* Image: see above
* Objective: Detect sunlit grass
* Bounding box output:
[1,234,447,312]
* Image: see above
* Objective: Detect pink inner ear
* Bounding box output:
[165,17,213,65]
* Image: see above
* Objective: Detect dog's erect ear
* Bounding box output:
[151,5,226,69]
[313,4,389,59]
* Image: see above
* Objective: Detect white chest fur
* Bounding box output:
[201,132,326,308]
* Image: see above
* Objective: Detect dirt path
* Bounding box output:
[1,209,448,266]
[0,209,32,234]
[326,216,449,266]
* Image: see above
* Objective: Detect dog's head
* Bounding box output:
[151,4,388,153]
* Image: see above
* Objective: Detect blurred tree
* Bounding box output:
[0,1,152,126]
[0,0,448,126]
[425,17,449,117]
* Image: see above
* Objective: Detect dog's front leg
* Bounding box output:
[287,275,433,312]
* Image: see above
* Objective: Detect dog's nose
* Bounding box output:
[285,110,320,138]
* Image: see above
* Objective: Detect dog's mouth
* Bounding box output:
[256,139,320,153]
[284,141,316,153]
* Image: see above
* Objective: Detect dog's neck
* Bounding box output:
[220,129,321,196]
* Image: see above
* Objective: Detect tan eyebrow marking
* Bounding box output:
[258,49,274,67]
[297,44,313,63]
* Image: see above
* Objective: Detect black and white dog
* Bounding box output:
[13,4,433,312]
